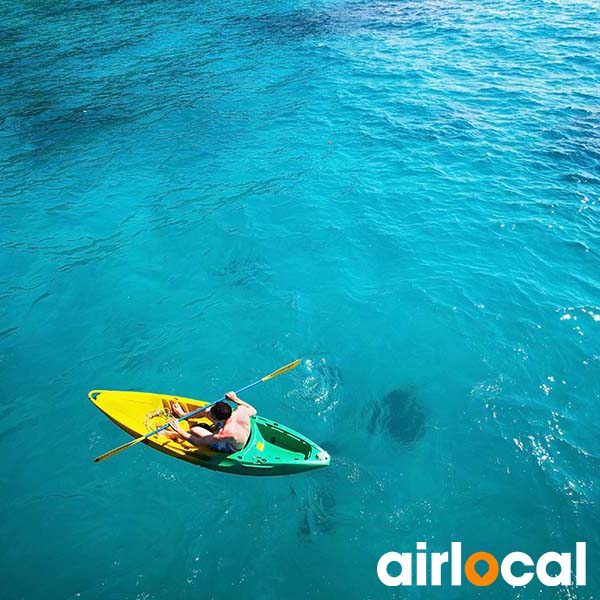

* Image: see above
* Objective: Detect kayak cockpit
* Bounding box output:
[256,419,313,459]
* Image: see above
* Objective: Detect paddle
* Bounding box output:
[93,358,302,463]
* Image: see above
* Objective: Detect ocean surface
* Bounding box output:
[1,0,599,598]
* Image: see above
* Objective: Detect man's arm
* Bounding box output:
[167,419,217,448]
[225,391,257,416]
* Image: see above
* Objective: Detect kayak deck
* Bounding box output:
[89,390,330,476]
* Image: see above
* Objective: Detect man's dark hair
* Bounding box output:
[211,401,232,421]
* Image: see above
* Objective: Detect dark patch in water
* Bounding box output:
[297,511,312,543]
[540,109,600,179]
[294,483,336,543]
[364,386,425,444]
[213,256,271,289]
[229,2,433,44]
[239,10,337,40]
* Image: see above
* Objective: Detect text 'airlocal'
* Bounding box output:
[377,542,586,587]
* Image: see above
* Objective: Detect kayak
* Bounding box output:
[89,390,330,476]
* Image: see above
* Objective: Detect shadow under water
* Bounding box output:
[364,386,425,444]
[292,482,337,543]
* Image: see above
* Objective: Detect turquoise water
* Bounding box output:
[1,0,599,597]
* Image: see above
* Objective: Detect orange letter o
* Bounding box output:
[464,552,499,586]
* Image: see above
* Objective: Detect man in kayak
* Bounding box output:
[165,391,256,453]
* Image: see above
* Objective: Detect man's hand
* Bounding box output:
[224,391,257,416]
[168,418,185,435]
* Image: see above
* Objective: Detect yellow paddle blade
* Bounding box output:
[261,358,302,382]
[93,435,145,463]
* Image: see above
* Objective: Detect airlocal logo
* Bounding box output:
[377,542,586,587]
